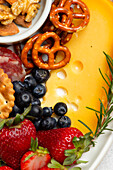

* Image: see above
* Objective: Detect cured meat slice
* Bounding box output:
[0,47,26,81]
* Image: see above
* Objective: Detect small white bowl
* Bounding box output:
[0,0,52,45]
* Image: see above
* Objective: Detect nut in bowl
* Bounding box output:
[0,0,52,45]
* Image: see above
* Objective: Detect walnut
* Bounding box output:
[0,4,16,25]
[11,0,40,21]
[25,3,40,22]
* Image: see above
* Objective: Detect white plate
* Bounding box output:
[0,0,52,45]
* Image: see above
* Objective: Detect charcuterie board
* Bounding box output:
[0,0,113,169]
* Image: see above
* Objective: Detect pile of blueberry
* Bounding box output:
[10,67,71,130]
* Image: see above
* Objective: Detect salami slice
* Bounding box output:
[0,47,26,82]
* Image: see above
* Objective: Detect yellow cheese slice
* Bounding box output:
[42,0,113,134]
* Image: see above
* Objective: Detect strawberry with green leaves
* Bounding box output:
[36,127,93,166]
[0,106,36,170]
[21,138,51,170]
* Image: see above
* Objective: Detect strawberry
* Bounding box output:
[0,166,14,170]
[36,127,83,165]
[21,138,51,170]
[21,150,51,170]
[0,119,36,170]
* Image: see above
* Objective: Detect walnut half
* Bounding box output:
[11,0,40,22]
[0,4,16,25]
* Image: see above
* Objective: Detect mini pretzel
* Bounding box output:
[21,34,42,68]
[0,69,15,119]
[32,32,71,70]
[13,43,21,58]
[55,23,74,45]
[42,0,60,33]
[43,17,73,45]
[50,0,90,33]
[42,0,74,45]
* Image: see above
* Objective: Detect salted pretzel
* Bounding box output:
[21,34,42,68]
[21,34,53,68]
[50,0,90,33]
[42,0,73,45]
[32,32,71,70]
[0,69,15,119]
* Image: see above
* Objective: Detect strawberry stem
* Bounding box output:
[48,159,68,170]
[0,104,31,129]
[30,137,50,154]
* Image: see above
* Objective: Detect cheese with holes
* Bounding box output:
[42,0,113,134]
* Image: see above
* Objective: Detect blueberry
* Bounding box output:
[32,118,42,131]
[57,116,71,128]
[31,97,41,106]
[16,91,31,108]
[24,75,37,89]
[28,104,43,117]
[41,117,57,130]
[33,84,46,98]
[43,107,53,117]
[32,67,50,83]
[54,102,68,116]
[9,105,23,117]
[12,81,26,95]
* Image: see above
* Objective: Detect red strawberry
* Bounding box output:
[0,166,14,170]
[21,138,51,170]
[0,119,36,170]
[36,127,83,164]
[21,151,51,170]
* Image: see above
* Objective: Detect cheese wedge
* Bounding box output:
[42,0,113,134]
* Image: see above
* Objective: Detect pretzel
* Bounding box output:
[42,0,74,45]
[5,0,17,5]
[42,17,56,33]
[59,27,73,45]
[13,43,21,58]
[21,34,42,68]
[50,0,90,33]
[32,32,71,70]
[42,0,60,32]
[0,69,15,119]
[43,19,73,45]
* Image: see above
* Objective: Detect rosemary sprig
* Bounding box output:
[79,52,113,138]
[90,52,113,138]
